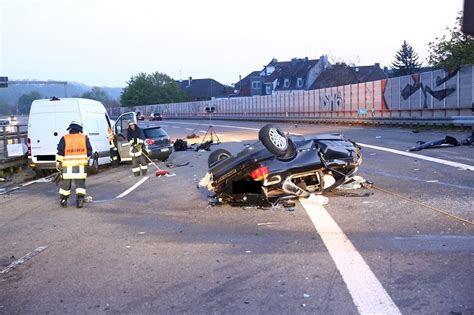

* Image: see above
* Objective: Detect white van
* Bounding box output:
[28,97,120,175]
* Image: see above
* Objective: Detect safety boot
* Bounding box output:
[76,196,84,208]
[60,197,68,208]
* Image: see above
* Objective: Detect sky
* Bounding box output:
[0,0,464,88]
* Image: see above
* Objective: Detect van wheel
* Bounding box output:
[258,124,289,157]
[89,155,99,174]
[35,169,49,178]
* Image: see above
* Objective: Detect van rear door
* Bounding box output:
[29,101,78,164]
[29,112,77,162]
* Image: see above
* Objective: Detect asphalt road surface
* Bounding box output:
[1,119,473,314]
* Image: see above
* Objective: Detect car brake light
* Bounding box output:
[250,165,269,181]
[145,139,155,145]
[27,138,31,156]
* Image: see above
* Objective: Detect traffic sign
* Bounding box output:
[0,76,7,88]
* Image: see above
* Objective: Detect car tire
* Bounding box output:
[258,124,289,157]
[208,149,232,168]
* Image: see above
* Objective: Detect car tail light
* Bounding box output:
[27,138,31,156]
[145,139,155,145]
[250,164,269,181]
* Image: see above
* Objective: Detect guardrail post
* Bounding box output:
[2,126,7,154]
[16,125,21,144]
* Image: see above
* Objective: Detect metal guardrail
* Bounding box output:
[0,124,28,175]
[0,124,28,157]
[162,115,474,127]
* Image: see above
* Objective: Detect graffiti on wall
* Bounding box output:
[401,68,458,108]
[112,66,472,118]
[320,91,343,111]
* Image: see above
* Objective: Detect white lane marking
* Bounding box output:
[185,128,194,131]
[0,246,48,275]
[167,121,472,171]
[161,124,168,127]
[359,143,474,171]
[232,138,242,142]
[199,130,206,133]
[116,176,149,199]
[166,121,259,131]
[0,175,55,195]
[172,126,180,129]
[300,199,401,314]
[217,134,224,137]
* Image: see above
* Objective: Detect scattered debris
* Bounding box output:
[186,133,199,139]
[245,250,252,254]
[194,140,213,152]
[84,196,93,203]
[303,293,310,298]
[138,232,146,235]
[338,176,373,190]
[375,136,382,139]
[173,139,189,151]
[307,194,329,205]
[165,161,190,168]
[408,135,472,152]
[143,153,174,177]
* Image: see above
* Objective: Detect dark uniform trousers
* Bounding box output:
[130,146,147,176]
[58,165,88,198]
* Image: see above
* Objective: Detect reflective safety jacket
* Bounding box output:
[57,132,93,179]
[127,126,145,158]
[107,127,116,149]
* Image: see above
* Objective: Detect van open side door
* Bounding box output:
[113,112,137,162]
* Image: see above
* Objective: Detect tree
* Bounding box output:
[18,91,42,114]
[391,41,422,77]
[428,11,474,71]
[0,99,12,115]
[120,71,187,106]
[81,87,110,104]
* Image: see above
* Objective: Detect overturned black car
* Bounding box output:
[199,124,363,207]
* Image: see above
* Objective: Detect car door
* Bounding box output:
[113,112,136,161]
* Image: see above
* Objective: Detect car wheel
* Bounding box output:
[208,149,232,168]
[258,124,289,157]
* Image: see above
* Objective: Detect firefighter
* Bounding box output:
[107,126,119,166]
[127,121,148,176]
[56,120,92,208]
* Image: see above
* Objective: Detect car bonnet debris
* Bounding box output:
[408,135,472,152]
